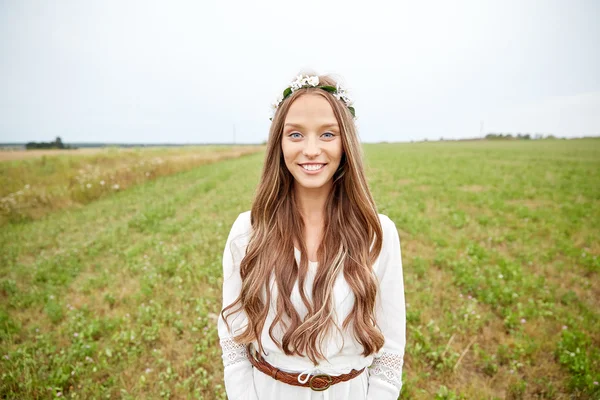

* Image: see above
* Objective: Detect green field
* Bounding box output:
[1,139,599,399]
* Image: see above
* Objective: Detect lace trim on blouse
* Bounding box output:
[220,337,249,368]
[368,352,404,389]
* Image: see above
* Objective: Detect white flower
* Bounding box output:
[290,75,305,90]
[290,74,319,91]
[270,91,286,118]
[333,83,354,107]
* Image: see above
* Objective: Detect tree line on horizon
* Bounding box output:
[484,133,558,140]
[25,136,77,150]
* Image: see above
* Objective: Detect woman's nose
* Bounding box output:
[302,137,321,157]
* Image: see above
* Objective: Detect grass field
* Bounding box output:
[0,145,264,226]
[1,139,599,399]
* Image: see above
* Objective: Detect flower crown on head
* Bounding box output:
[270,74,356,120]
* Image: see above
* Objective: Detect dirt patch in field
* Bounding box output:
[397,179,414,185]
[505,199,553,210]
[459,185,488,193]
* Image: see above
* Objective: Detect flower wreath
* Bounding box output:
[270,75,356,120]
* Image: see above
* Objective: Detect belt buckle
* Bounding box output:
[309,374,333,391]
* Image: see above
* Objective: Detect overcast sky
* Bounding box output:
[1,0,599,144]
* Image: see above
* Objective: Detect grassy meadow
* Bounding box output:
[0,145,264,226]
[1,139,599,399]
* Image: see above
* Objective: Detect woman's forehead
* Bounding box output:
[285,94,335,118]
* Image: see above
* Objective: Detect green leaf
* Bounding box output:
[319,85,337,93]
[348,107,356,117]
[283,87,292,98]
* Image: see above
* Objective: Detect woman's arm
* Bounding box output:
[367,215,407,399]
[217,212,258,400]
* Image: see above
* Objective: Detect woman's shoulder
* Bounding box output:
[237,209,252,224]
[228,210,252,239]
[376,213,401,248]
[377,213,397,232]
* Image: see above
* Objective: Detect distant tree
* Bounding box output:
[25,136,71,150]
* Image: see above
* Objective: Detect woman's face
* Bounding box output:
[281,93,344,191]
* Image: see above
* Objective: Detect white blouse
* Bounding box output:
[218,211,406,400]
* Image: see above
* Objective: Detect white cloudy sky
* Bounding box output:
[1,0,599,144]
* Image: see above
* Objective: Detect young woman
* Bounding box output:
[218,73,406,400]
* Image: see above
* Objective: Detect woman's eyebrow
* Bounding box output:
[284,123,339,128]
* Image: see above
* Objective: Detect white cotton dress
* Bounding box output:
[218,211,406,400]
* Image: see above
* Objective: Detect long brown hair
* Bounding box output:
[222,73,384,365]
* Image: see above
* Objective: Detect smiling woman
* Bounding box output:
[217,73,406,400]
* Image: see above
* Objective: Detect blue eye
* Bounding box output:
[323,132,334,138]
[289,132,302,138]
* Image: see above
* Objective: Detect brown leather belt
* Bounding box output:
[246,344,365,391]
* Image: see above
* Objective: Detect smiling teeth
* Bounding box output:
[302,164,324,171]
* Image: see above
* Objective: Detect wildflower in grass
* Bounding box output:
[467,295,472,299]
[100,180,105,185]
[594,381,598,385]
[73,332,79,337]
[145,368,152,373]
[145,172,150,176]
[498,274,503,279]
[562,325,567,330]
[113,184,119,190]
[25,184,30,189]
[3,354,8,360]
[86,183,92,188]
[520,318,526,324]
[57,392,62,397]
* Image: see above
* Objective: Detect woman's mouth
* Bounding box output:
[299,163,326,174]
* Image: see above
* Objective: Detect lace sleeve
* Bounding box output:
[367,216,406,400]
[368,351,404,389]
[220,337,249,368]
[218,212,257,400]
